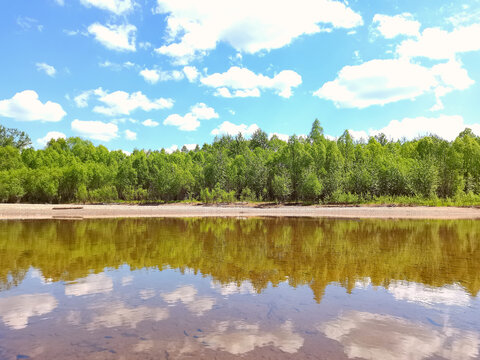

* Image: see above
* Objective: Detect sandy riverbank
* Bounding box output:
[1,203,480,220]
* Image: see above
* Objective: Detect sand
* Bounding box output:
[1,203,480,220]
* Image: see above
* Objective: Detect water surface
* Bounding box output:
[0,217,479,359]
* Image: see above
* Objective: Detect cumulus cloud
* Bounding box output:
[201,67,302,98]
[397,23,480,60]
[164,144,178,153]
[183,143,197,151]
[88,23,136,52]
[36,62,56,77]
[183,66,199,82]
[0,294,58,330]
[142,119,159,127]
[269,132,290,142]
[80,0,134,15]
[313,58,474,109]
[139,68,184,84]
[211,121,259,137]
[211,280,256,296]
[164,103,218,131]
[75,88,173,116]
[348,115,480,142]
[161,285,215,316]
[0,90,66,122]
[164,143,197,153]
[372,13,420,39]
[71,119,119,141]
[198,320,304,354]
[387,281,471,307]
[65,273,113,296]
[125,129,137,140]
[88,302,168,330]
[37,131,66,147]
[154,0,363,63]
[319,311,479,360]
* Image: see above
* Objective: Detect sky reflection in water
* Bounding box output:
[0,217,479,359]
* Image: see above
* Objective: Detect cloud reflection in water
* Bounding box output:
[161,285,216,316]
[0,293,57,330]
[65,273,113,297]
[319,311,479,360]
[88,302,169,330]
[198,320,304,355]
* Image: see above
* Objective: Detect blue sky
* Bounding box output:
[1,0,480,152]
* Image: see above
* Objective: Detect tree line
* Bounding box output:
[1,120,480,204]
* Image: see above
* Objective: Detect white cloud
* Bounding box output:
[164,103,218,131]
[80,0,134,15]
[75,88,174,116]
[164,114,199,131]
[125,129,137,140]
[164,143,197,153]
[183,66,199,82]
[139,69,160,84]
[269,132,290,142]
[349,115,480,142]
[198,320,304,354]
[154,0,362,63]
[161,285,215,316]
[0,90,66,122]
[99,60,136,71]
[54,0,65,5]
[139,41,152,50]
[139,289,156,300]
[320,311,480,360]
[313,58,474,109]
[397,23,480,60]
[372,13,420,39]
[71,119,119,141]
[347,129,369,141]
[0,294,58,330]
[215,87,261,98]
[388,281,471,307]
[88,23,136,52]
[36,62,56,77]
[142,119,159,127]
[88,302,168,330]
[447,7,480,27]
[74,91,91,108]
[211,121,259,137]
[37,131,66,147]
[184,143,197,150]
[139,68,184,84]
[65,273,113,296]
[164,144,178,153]
[211,280,256,296]
[201,66,302,98]
[17,16,43,32]
[190,102,219,119]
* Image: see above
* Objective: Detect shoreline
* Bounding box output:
[1,203,480,220]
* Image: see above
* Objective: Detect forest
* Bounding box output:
[1,120,480,205]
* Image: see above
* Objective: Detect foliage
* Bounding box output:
[1,218,479,301]
[1,123,480,205]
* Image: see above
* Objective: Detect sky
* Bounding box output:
[1,0,480,152]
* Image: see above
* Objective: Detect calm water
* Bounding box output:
[0,217,479,359]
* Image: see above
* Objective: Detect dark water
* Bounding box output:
[0,217,479,359]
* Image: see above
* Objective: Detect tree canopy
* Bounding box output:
[1,121,480,204]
